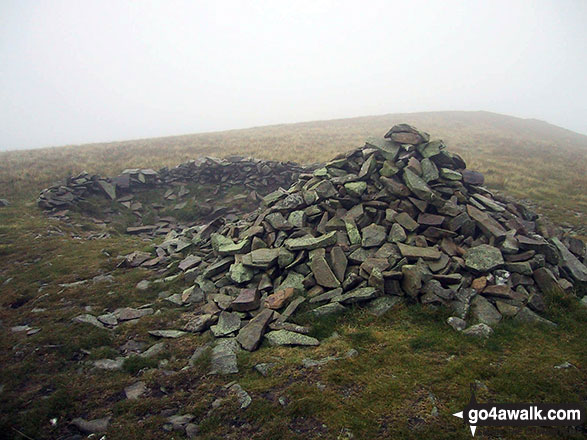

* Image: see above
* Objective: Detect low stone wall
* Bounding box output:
[37,156,309,210]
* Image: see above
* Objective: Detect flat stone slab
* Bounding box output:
[210,338,240,374]
[464,245,504,272]
[265,330,320,347]
[231,289,260,312]
[311,256,340,288]
[339,287,378,304]
[236,308,274,351]
[284,231,337,251]
[148,330,186,338]
[397,243,441,260]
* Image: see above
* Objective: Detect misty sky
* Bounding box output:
[1,0,586,150]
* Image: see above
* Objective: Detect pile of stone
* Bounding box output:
[37,156,307,211]
[132,124,585,351]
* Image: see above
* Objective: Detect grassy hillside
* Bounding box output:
[1,111,586,439]
[1,111,586,227]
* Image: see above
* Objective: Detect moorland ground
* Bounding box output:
[0,111,586,439]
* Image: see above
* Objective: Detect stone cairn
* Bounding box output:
[118,124,586,351]
[37,156,307,212]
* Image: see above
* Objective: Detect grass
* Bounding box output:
[0,111,586,439]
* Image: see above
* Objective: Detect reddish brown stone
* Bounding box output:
[231,289,261,312]
[265,288,295,310]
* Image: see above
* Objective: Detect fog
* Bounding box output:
[1,0,586,150]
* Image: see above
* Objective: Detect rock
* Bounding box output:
[231,289,260,312]
[178,255,202,271]
[284,231,337,251]
[385,124,430,145]
[167,414,195,430]
[533,267,564,295]
[462,323,493,338]
[148,330,186,338]
[345,181,367,197]
[185,423,199,438]
[440,168,462,181]
[211,312,242,337]
[72,314,106,329]
[339,287,378,304]
[229,262,255,284]
[388,223,407,243]
[514,307,556,327]
[140,342,166,358]
[0,198,9,207]
[361,224,387,248]
[495,301,520,317]
[464,245,504,272]
[447,316,467,331]
[125,381,147,400]
[210,338,239,374]
[550,237,587,282]
[402,265,422,298]
[367,296,403,316]
[467,205,506,239]
[136,280,151,291]
[276,271,305,293]
[114,307,154,321]
[246,248,279,267]
[228,383,252,409]
[94,358,124,370]
[311,302,346,316]
[394,212,419,231]
[71,417,110,433]
[97,313,118,326]
[470,295,502,326]
[329,246,348,282]
[311,256,340,288]
[265,330,320,346]
[265,288,295,309]
[188,344,211,366]
[236,308,273,351]
[403,169,435,202]
[397,243,441,260]
[254,362,275,377]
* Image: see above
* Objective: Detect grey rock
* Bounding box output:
[265,330,320,346]
[470,295,502,326]
[72,314,105,329]
[339,287,378,304]
[136,279,151,291]
[446,316,467,331]
[361,224,387,248]
[464,245,504,272]
[93,358,124,370]
[125,381,147,400]
[311,302,346,317]
[236,308,273,351]
[148,330,187,338]
[71,417,110,433]
[462,323,493,338]
[211,312,242,337]
[228,383,252,409]
[311,256,340,288]
[550,237,587,282]
[367,296,403,316]
[140,342,166,358]
[254,362,275,377]
[514,307,556,327]
[210,338,240,374]
[284,231,337,251]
